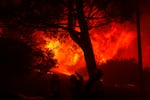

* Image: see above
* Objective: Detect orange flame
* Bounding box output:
[90,22,137,65]
[45,36,85,76]
[33,22,137,76]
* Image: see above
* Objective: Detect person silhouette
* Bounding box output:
[91,69,104,100]
[84,68,104,100]
[50,74,61,100]
[70,72,83,100]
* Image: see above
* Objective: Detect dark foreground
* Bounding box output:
[15,73,150,100]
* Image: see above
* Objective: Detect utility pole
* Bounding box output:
[136,0,143,98]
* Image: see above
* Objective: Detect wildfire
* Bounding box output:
[33,21,137,76]
[90,22,136,65]
[45,36,85,76]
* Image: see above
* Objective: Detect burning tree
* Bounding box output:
[0,0,136,79]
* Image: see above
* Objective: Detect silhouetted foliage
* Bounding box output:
[0,0,136,29]
[105,0,136,21]
[0,36,56,79]
[32,48,57,74]
[0,0,137,81]
[0,37,32,81]
[101,59,139,86]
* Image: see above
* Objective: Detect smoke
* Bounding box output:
[139,0,150,67]
[90,21,137,64]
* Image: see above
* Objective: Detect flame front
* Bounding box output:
[45,36,85,76]
[33,22,137,76]
[90,22,136,65]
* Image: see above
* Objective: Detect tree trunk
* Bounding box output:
[75,0,98,79]
[67,0,98,79]
[82,37,97,78]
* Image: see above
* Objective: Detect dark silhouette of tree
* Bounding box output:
[32,48,57,74]
[0,37,32,92]
[0,0,136,80]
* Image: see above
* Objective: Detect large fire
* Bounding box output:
[33,21,137,77]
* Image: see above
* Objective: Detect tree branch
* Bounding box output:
[87,0,96,18]
[68,0,83,47]
[88,20,112,30]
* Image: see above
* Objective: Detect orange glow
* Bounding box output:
[33,21,137,76]
[90,22,137,65]
[45,37,85,76]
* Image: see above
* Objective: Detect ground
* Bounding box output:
[19,72,150,100]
